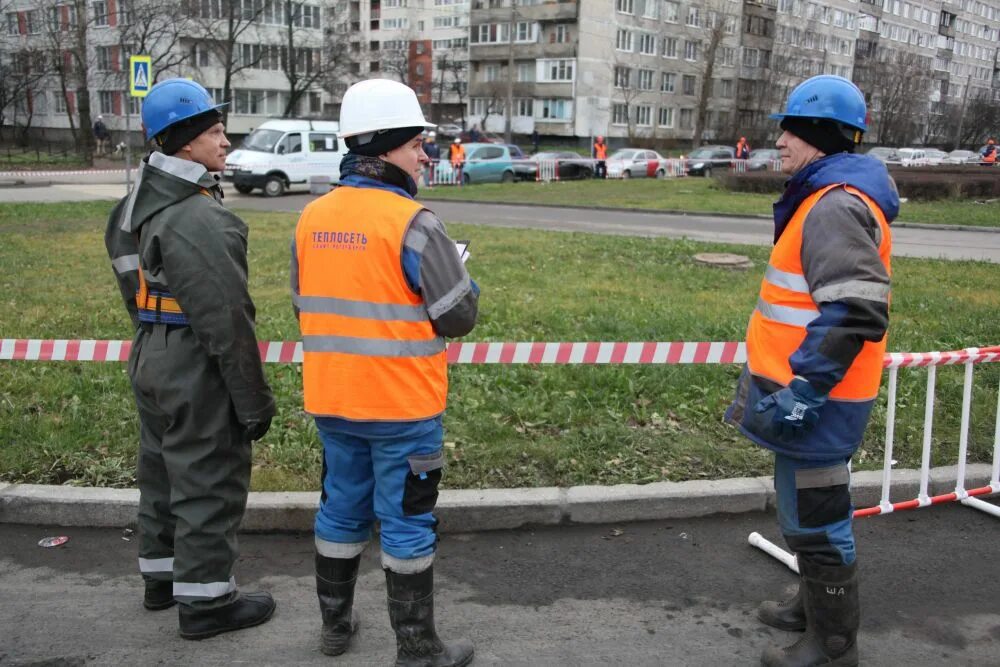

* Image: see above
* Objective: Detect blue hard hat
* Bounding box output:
[141,78,228,140]
[770,75,868,132]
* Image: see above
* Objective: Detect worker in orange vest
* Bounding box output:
[593,135,608,178]
[980,138,997,165]
[736,136,751,160]
[449,137,466,185]
[292,78,478,665]
[725,75,898,667]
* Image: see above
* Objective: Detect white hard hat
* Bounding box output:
[427,131,436,138]
[339,78,435,139]
[454,138,461,144]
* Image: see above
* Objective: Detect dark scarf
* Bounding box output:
[339,153,418,197]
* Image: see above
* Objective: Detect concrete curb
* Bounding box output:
[1,464,994,532]
[420,196,1000,234]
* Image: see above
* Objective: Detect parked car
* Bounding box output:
[685,145,735,177]
[865,146,898,163]
[606,148,668,178]
[505,144,527,159]
[435,142,516,184]
[747,148,781,171]
[223,119,346,197]
[923,148,949,165]
[946,149,980,164]
[436,123,463,137]
[896,147,927,166]
[513,151,595,181]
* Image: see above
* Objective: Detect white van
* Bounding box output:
[223,119,347,197]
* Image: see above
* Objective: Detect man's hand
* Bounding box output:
[243,417,272,442]
[753,377,827,440]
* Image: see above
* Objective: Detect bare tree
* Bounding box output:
[858,49,931,146]
[609,57,643,143]
[446,57,467,128]
[116,0,192,82]
[692,4,733,148]
[0,47,47,142]
[185,0,264,124]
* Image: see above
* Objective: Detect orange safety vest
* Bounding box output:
[450,144,465,166]
[984,146,997,163]
[746,184,892,401]
[594,142,607,160]
[294,186,448,421]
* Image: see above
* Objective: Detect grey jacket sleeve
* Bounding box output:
[405,210,479,338]
[793,188,890,389]
[156,197,276,425]
[104,197,140,329]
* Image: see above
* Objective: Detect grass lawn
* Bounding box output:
[1,201,998,492]
[0,151,87,170]
[423,178,1000,228]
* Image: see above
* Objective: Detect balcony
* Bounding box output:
[472,1,577,24]
[469,41,576,60]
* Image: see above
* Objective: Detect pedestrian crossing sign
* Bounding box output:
[129,56,152,97]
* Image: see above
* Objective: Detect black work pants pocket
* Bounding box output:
[797,484,851,529]
[403,451,444,516]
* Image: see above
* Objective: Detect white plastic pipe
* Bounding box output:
[955,359,975,498]
[962,496,1000,518]
[879,367,898,512]
[748,532,799,573]
[918,365,936,505]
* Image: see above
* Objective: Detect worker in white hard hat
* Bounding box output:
[291,78,479,664]
[449,137,466,185]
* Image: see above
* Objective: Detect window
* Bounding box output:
[96,46,114,71]
[686,6,700,26]
[517,62,534,81]
[636,105,652,126]
[642,0,658,18]
[515,98,533,116]
[638,69,654,90]
[662,0,678,22]
[25,10,38,33]
[484,63,501,81]
[614,66,631,88]
[54,92,68,114]
[99,90,115,114]
[682,74,696,95]
[537,98,571,120]
[742,47,759,67]
[638,33,656,55]
[717,78,733,97]
[302,129,333,151]
[94,0,107,26]
[717,46,735,66]
[662,36,677,58]
[382,17,409,29]
[660,72,675,92]
[278,133,302,154]
[553,24,569,42]
[472,23,510,44]
[192,42,211,67]
[616,28,633,51]
[612,103,629,125]
[658,107,674,127]
[539,58,574,82]
[6,12,18,35]
[234,89,265,114]
[679,108,693,129]
[415,63,425,76]
[616,0,633,13]
[514,21,536,42]
[684,40,699,61]
[434,15,462,28]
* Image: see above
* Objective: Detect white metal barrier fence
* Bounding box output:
[749,345,1000,572]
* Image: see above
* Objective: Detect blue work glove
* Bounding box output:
[753,377,827,441]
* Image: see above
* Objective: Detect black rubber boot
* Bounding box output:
[143,580,176,611]
[385,566,474,667]
[758,580,806,632]
[178,591,276,640]
[317,553,361,656]
[761,560,859,667]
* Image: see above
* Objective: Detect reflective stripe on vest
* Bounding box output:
[451,145,465,165]
[594,143,607,160]
[294,186,447,421]
[746,183,892,401]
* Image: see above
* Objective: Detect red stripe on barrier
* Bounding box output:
[496,342,513,364]
[528,342,546,364]
[13,339,27,360]
[610,342,627,364]
[122,341,132,359]
[721,341,739,364]
[39,340,54,361]
[582,342,600,364]
[666,343,683,364]
[66,339,80,361]
[556,343,573,364]
[693,342,710,364]
[471,343,488,364]
[93,340,109,361]
[640,342,657,364]
[446,343,461,363]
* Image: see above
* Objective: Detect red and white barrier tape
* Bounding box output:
[2,339,999,366]
[0,169,126,178]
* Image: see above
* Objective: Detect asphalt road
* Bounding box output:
[7,171,998,263]
[1,503,998,666]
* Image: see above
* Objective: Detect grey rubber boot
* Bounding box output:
[316,553,361,656]
[761,560,859,667]
[385,566,474,667]
[758,580,806,632]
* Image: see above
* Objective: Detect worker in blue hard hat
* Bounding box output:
[104,78,277,639]
[724,75,900,667]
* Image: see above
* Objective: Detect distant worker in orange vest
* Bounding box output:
[736,136,751,160]
[593,135,608,178]
[725,75,899,667]
[980,137,997,165]
[449,137,466,185]
[292,78,479,665]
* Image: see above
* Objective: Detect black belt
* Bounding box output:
[139,322,189,334]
